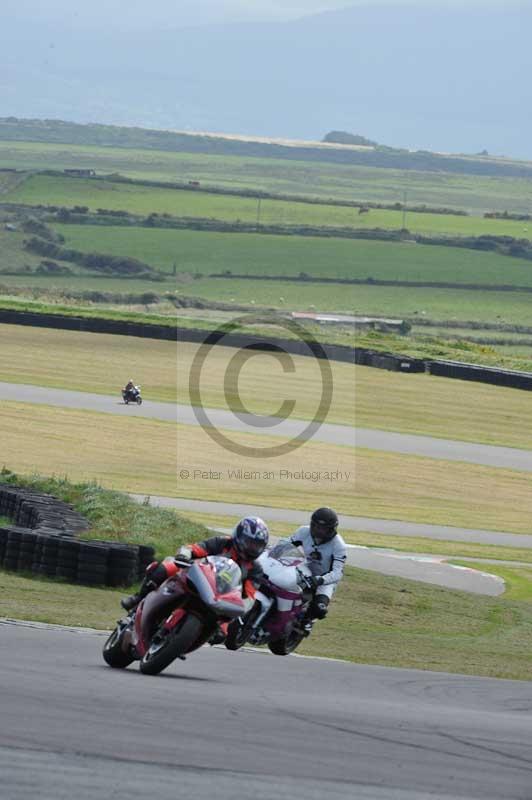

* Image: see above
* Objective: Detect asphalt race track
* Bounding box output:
[2,620,532,800]
[5,381,532,470]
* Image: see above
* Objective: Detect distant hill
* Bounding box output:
[1,2,531,158]
[2,117,532,180]
[323,131,379,147]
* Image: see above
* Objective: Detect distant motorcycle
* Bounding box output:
[103,556,247,675]
[122,385,142,405]
[225,539,314,656]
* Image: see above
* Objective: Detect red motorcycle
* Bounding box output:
[102,556,246,675]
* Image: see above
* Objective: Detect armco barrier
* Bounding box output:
[428,360,532,390]
[5,308,532,388]
[368,352,426,373]
[0,485,154,587]
[0,308,422,371]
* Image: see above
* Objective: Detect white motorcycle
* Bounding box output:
[225,539,314,655]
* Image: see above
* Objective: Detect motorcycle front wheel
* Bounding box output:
[139,614,203,675]
[136,396,143,405]
[225,619,249,651]
[103,624,134,669]
[268,628,305,656]
[225,602,262,651]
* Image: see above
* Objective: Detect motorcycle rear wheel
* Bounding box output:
[268,628,305,656]
[139,614,203,675]
[103,624,134,669]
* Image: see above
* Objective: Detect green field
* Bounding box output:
[171,277,532,325]
[51,223,532,285]
[2,139,532,214]
[8,174,532,239]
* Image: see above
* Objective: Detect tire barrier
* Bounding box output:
[0,485,155,588]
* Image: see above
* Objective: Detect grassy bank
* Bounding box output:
[0,470,207,557]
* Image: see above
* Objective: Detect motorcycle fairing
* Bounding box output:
[134,574,187,655]
[187,558,246,618]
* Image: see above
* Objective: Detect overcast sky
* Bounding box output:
[3,0,510,29]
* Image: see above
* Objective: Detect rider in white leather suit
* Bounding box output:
[290,507,346,620]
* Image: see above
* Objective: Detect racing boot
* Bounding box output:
[120,561,165,611]
[120,583,153,611]
[208,621,229,646]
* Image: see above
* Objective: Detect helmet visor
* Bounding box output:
[241,537,267,559]
[310,521,337,543]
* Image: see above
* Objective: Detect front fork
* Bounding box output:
[235,591,273,644]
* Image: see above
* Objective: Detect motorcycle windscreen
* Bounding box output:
[266,539,306,566]
[188,557,245,617]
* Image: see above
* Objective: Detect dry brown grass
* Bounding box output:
[4,401,532,534]
[0,323,355,425]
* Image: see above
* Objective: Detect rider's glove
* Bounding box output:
[174,547,193,566]
[308,575,324,591]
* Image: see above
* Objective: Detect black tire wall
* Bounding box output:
[0,484,154,587]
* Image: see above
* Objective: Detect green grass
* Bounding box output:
[173,276,532,324]
[451,561,532,602]
[297,566,532,679]
[3,562,532,679]
[52,223,532,285]
[2,140,532,214]
[0,228,61,272]
[9,174,532,239]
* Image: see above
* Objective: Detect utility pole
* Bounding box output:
[401,190,407,230]
[256,198,262,229]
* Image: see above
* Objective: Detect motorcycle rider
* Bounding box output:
[121,516,269,616]
[123,379,136,400]
[290,507,346,627]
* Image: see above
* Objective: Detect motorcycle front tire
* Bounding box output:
[225,601,262,651]
[139,614,203,675]
[136,396,142,405]
[225,618,249,651]
[103,624,135,669]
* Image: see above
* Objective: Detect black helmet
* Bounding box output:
[310,507,338,544]
[232,516,269,560]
